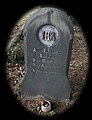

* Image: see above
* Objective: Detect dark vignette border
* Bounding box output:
[0,0,92,120]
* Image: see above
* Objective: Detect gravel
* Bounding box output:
[5,10,89,116]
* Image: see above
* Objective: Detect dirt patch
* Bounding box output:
[5,9,89,116]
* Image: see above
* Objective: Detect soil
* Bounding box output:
[5,9,89,117]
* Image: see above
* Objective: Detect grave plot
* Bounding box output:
[5,7,89,116]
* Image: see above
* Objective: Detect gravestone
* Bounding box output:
[21,7,74,101]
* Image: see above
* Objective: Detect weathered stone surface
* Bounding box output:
[21,7,74,100]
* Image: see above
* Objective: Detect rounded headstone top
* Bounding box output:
[23,7,74,45]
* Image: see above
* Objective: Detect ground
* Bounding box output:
[5,8,89,117]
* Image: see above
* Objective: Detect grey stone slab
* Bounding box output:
[21,7,74,101]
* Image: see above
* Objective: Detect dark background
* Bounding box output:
[0,0,92,120]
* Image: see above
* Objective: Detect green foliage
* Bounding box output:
[6,32,24,65]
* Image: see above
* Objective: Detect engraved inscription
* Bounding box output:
[31,48,62,74]
[43,31,56,41]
